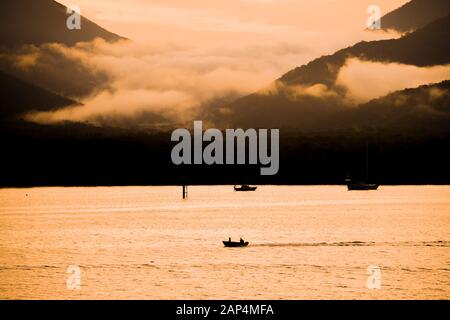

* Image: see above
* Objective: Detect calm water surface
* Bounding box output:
[0,186,449,299]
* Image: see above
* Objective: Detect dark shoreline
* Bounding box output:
[1,183,449,189]
[2,124,450,190]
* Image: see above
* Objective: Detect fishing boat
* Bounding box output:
[223,239,249,247]
[234,184,257,192]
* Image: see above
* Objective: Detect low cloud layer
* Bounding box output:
[19,46,450,128]
[336,58,450,103]
[259,81,338,100]
[22,38,315,127]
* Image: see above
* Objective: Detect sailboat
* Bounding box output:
[347,143,379,191]
[347,181,379,191]
[234,184,257,192]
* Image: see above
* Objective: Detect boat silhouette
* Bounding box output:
[347,182,379,191]
[234,184,257,192]
[223,238,249,247]
[347,143,379,191]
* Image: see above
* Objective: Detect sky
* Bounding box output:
[59,0,407,66]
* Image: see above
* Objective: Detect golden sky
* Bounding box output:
[59,0,406,43]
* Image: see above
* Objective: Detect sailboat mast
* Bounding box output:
[366,142,369,181]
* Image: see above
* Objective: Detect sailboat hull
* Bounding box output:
[234,187,257,192]
[234,185,257,192]
[347,183,379,191]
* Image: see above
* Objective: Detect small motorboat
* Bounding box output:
[234,184,257,192]
[223,239,249,247]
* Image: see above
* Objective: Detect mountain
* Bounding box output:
[342,80,450,132]
[217,14,450,129]
[0,0,121,99]
[0,70,76,120]
[0,0,124,48]
[380,0,450,32]
[0,44,111,99]
[281,14,450,87]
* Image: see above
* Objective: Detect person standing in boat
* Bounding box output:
[240,238,244,244]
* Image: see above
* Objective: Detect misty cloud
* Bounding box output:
[336,58,450,103]
[21,39,313,127]
[0,43,111,99]
[258,81,338,100]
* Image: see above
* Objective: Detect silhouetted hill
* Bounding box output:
[380,0,450,32]
[219,15,450,129]
[311,80,450,133]
[281,14,450,86]
[352,80,450,130]
[0,0,122,99]
[0,70,76,120]
[0,0,124,48]
[0,44,111,99]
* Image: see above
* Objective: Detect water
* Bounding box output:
[0,185,449,299]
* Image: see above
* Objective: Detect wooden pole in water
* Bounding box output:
[182,185,188,199]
